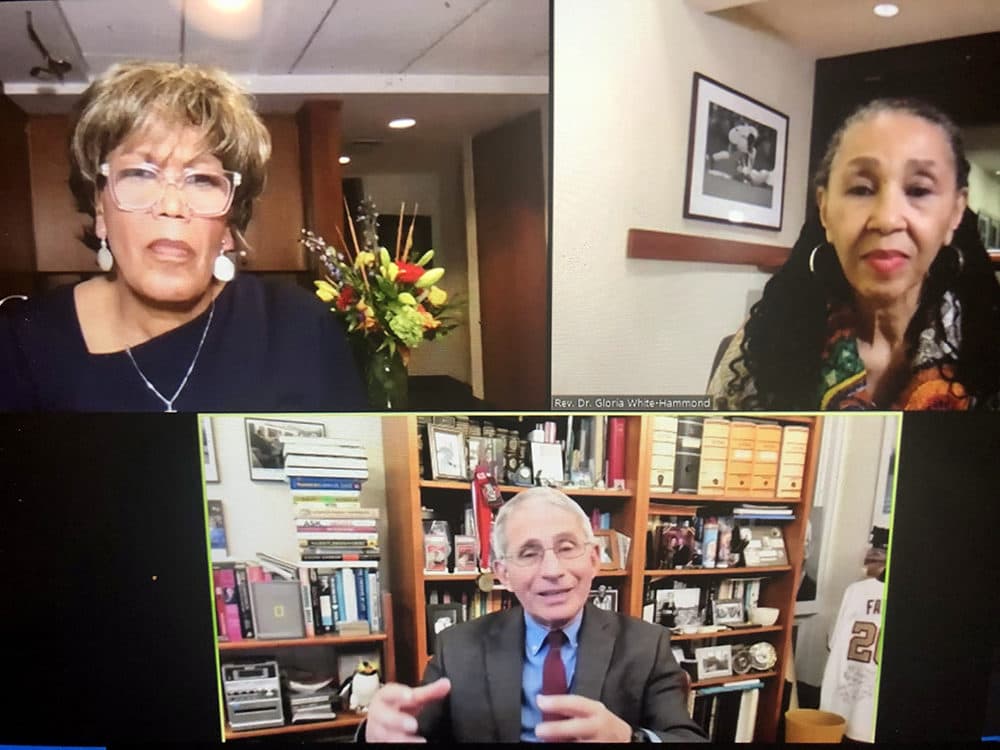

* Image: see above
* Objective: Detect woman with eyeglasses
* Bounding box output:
[0,60,364,411]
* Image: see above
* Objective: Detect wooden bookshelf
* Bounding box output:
[219,631,388,651]
[225,711,364,740]
[381,414,822,742]
[220,591,395,740]
[692,670,778,690]
[669,625,782,642]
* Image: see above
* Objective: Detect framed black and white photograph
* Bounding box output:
[684,72,789,231]
[695,644,734,681]
[467,435,492,477]
[589,585,619,612]
[529,441,564,485]
[713,598,745,625]
[201,415,219,483]
[428,425,467,480]
[245,418,325,481]
[426,602,463,653]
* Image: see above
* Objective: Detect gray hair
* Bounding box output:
[490,487,595,565]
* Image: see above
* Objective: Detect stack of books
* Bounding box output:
[733,505,794,521]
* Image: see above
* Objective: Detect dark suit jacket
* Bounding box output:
[416,603,708,742]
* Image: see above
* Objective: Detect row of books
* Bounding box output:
[649,416,810,498]
[212,561,271,641]
[427,586,517,622]
[646,508,789,570]
[257,552,382,636]
[565,415,627,489]
[687,679,762,743]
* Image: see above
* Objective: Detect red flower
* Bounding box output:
[396,263,424,284]
[335,286,357,311]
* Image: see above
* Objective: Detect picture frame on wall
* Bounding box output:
[200,415,219,483]
[683,72,789,231]
[593,529,622,570]
[428,425,468,480]
[245,418,326,481]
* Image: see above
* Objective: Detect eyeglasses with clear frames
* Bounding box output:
[504,538,592,567]
[99,162,242,217]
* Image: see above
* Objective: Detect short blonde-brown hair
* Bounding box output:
[70,60,271,231]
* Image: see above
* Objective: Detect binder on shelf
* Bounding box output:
[673,417,703,494]
[750,423,781,498]
[697,418,730,496]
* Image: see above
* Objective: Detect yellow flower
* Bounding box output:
[314,280,338,303]
[387,262,399,282]
[398,292,418,306]
[415,267,445,289]
[355,251,376,268]
[379,247,392,267]
[416,249,435,267]
[427,285,448,306]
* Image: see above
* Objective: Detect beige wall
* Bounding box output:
[551,0,815,395]
[794,415,897,688]
[204,414,393,590]
[359,168,473,384]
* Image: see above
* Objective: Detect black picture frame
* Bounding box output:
[245,418,326,481]
[683,72,789,231]
[426,602,463,653]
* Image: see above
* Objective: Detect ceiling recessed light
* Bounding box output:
[873,3,899,18]
[388,117,416,129]
[338,155,351,165]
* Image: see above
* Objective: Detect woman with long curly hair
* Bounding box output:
[708,98,1000,410]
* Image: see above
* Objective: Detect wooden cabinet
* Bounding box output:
[28,114,93,273]
[381,413,822,742]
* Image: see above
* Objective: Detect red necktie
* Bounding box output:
[541,629,567,722]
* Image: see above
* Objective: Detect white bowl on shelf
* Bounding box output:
[750,607,780,626]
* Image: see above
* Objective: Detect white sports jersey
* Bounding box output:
[820,576,884,742]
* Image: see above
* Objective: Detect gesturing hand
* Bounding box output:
[534,694,633,743]
[364,677,452,743]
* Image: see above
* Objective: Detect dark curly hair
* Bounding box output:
[724,98,1000,409]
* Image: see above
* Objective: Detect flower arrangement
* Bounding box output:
[300,197,458,366]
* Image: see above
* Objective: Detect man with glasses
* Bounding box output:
[363,487,706,742]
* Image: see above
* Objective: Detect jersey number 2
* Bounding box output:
[847,621,880,665]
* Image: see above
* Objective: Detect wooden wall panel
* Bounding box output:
[0,93,36,275]
[243,114,306,271]
[29,115,94,273]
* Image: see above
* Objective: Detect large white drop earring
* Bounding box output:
[213,246,236,282]
[97,236,114,272]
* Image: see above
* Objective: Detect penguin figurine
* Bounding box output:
[339,660,381,712]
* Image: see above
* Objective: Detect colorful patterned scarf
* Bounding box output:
[817,292,969,410]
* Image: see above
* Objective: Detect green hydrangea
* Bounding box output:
[387,305,426,347]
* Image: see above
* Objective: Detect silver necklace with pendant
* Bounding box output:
[124,299,216,413]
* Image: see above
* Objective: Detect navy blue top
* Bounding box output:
[0,274,366,412]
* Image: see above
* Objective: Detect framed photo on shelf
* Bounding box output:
[427,603,463,653]
[589,585,619,612]
[200,415,219,483]
[712,598,745,625]
[683,72,788,231]
[529,441,564,484]
[428,425,468,480]
[593,530,622,570]
[245,418,325,481]
[695,644,734,681]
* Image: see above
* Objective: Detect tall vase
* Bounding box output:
[366,346,409,410]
